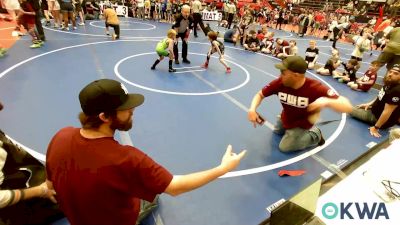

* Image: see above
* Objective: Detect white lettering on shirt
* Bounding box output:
[378,88,385,101]
[278,92,309,108]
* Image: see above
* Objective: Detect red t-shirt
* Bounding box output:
[257,33,265,41]
[46,127,173,225]
[358,69,377,91]
[20,1,36,25]
[261,77,339,129]
[314,14,324,23]
[275,40,289,54]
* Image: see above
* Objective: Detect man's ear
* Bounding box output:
[98,112,111,123]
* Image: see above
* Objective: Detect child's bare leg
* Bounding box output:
[219,57,228,69]
[316,68,331,76]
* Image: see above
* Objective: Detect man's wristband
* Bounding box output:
[20,189,25,201]
[374,125,380,130]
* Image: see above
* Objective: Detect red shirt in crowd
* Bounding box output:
[19,1,36,25]
[257,33,265,41]
[358,69,377,91]
[314,13,324,23]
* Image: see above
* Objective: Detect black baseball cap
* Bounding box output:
[79,79,144,116]
[391,64,400,72]
[275,56,308,74]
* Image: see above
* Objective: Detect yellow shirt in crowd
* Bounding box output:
[104,8,119,25]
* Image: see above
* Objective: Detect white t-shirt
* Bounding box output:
[329,20,338,31]
[339,15,347,24]
[137,0,144,8]
[369,19,377,26]
[383,26,394,37]
[337,22,349,30]
[3,0,20,10]
[352,36,371,58]
[227,3,236,14]
[191,0,202,13]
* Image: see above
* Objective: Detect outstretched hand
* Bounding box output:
[220,145,247,172]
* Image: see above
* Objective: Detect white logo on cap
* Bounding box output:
[120,84,128,94]
[392,97,399,103]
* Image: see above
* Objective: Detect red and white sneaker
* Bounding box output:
[226,67,231,74]
[201,63,208,69]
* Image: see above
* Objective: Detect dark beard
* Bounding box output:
[383,76,396,86]
[110,116,132,131]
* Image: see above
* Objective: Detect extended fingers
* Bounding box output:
[237,150,247,159]
[225,144,232,155]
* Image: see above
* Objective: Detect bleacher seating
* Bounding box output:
[268,0,279,9]
[293,0,342,13]
[291,0,399,18]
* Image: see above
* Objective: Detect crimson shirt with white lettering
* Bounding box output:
[262,77,339,129]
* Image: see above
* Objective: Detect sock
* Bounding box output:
[169,60,173,69]
[152,59,160,68]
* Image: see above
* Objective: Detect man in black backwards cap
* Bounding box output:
[350,65,400,138]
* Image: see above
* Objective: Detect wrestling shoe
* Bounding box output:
[201,63,208,69]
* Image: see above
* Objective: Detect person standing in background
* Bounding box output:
[172,4,193,64]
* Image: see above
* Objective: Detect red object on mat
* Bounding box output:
[278,170,306,177]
